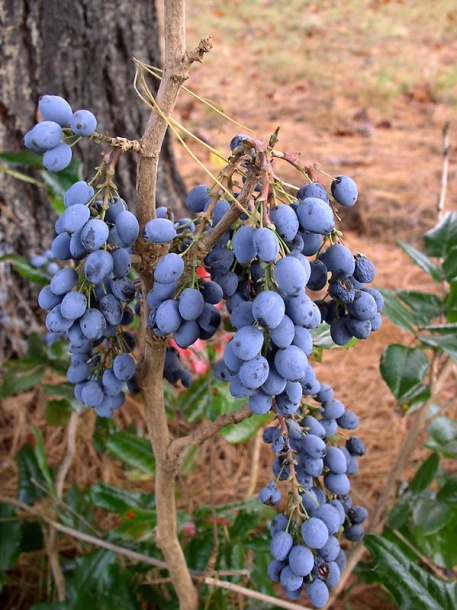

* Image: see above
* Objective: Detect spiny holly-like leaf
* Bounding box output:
[106,431,155,475]
[89,482,155,514]
[380,345,430,403]
[365,534,457,610]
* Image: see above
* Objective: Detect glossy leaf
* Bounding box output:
[412,510,457,569]
[62,484,94,533]
[0,504,21,570]
[412,498,454,535]
[444,281,457,322]
[387,492,414,530]
[0,253,50,286]
[396,290,442,325]
[0,365,45,398]
[410,452,440,494]
[397,239,443,282]
[184,532,213,572]
[380,344,429,403]
[420,333,457,363]
[219,412,272,444]
[425,416,457,459]
[442,245,457,281]
[45,399,72,426]
[71,548,117,592]
[437,477,457,503]
[106,432,155,475]
[378,289,417,333]
[424,211,457,258]
[365,534,457,609]
[31,427,55,493]
[89,482,155,514]
[0,150,44,167]
[15,443,49,505]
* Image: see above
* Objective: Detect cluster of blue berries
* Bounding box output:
[37,177,140,417]
[24,95,97,172]
[28,107,380,608]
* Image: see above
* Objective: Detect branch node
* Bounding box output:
[187,36,214,64]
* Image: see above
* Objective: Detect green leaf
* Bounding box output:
[15,443,49,505]
[420,333,457,363]
[378,289,417,333]
[42,383,84,413]
[97,563,141,610]
[0,150,44,167]
[0,504,21,570]
[20,520,44,553]
[422,323,457,333]
[181,373,243,424]
[31,427,55,493]
[365,534,457,610]
[45,399,72,426]
[106,431,155,475]
[40,159,83,199]
[63,484,95,533]
[311,323,342,349]
[380,345,430,403]
[387,492,414,530]
[437,477,457,503]
[425,416,457,459]
[89,482,154,514]
[219,412,271,444]
[229,510,260,539]
[71,548,117,592]
[412,510,457,569]
[111,508,157,540]
[0,165,43,185]
[442,245,457,281]
[0,365,45,398]
[397,239,444,281]
[444,281,457,322]
[0,253,50,285]
[396,291,443,325]
[412,498,454,535]
[410,452,440,494]
[184,533,213,572]
[424,211,457,258]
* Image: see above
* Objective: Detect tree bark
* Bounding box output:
[0,0,186,360]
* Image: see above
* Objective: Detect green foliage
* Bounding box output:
[0,150,83,215]
[370,212,457,603]
[365,535,457,610]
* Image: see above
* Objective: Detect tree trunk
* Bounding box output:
[0,0,186,360]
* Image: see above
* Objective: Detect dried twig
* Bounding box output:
[45,409,79,601]
[437,121,451,220]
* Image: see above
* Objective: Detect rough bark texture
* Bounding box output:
[0,0,186,360]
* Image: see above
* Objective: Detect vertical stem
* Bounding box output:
[139,333,199,610]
